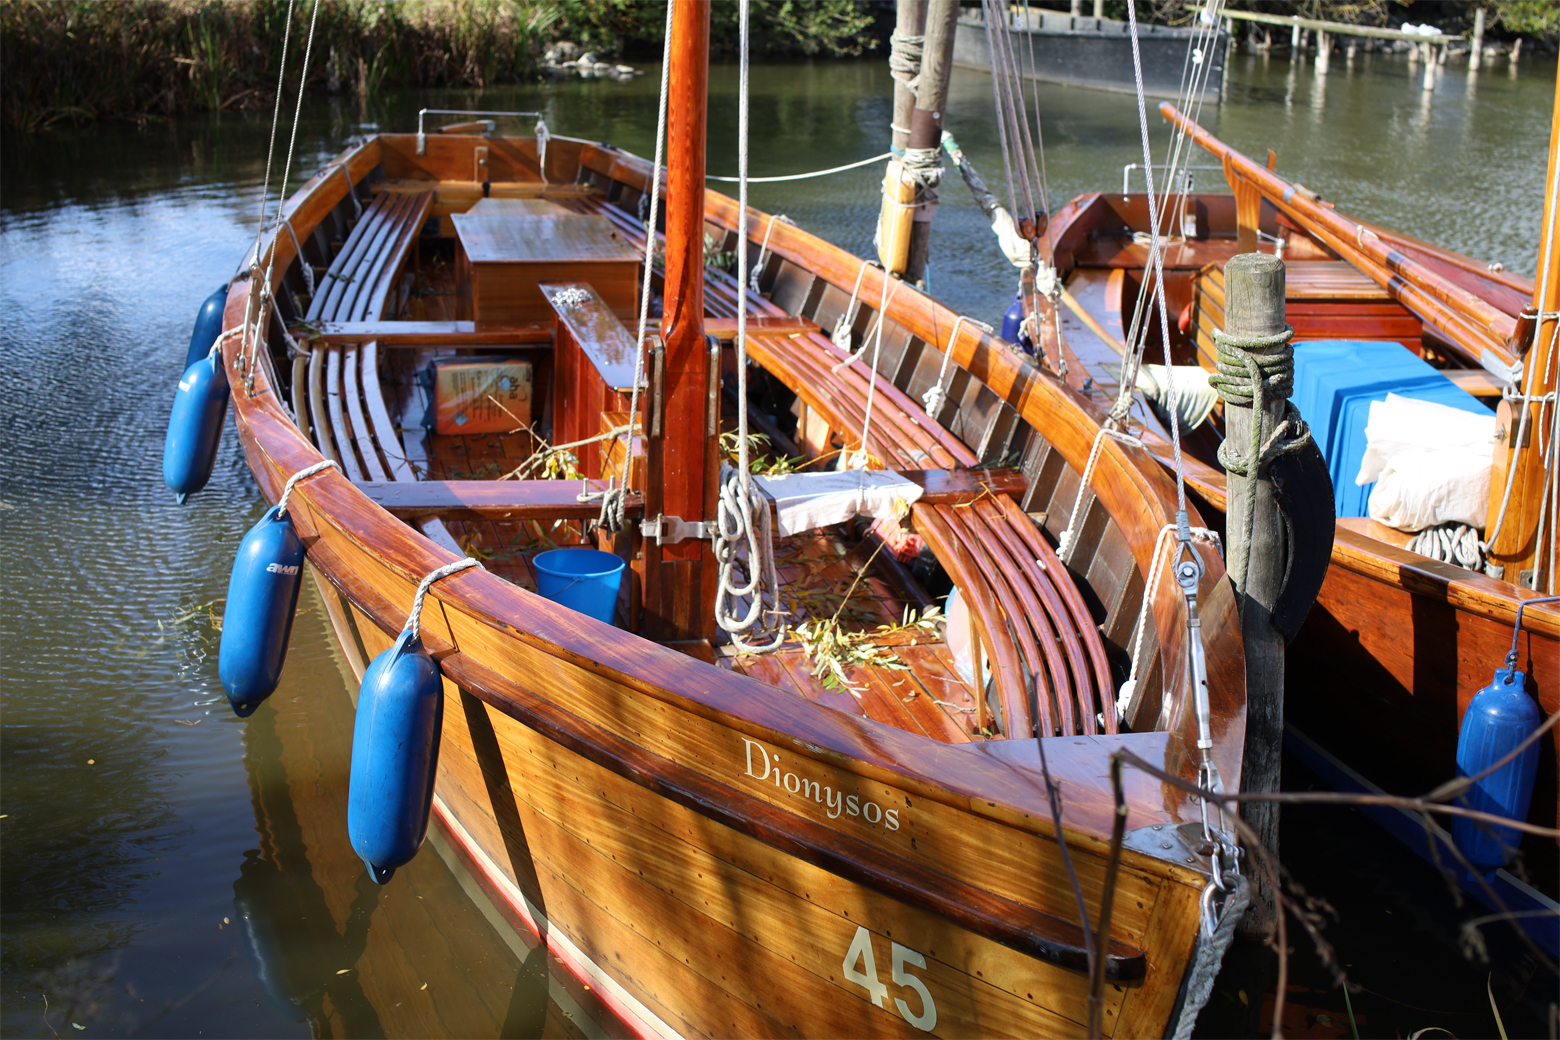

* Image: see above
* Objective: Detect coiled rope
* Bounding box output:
[888,29,924,88]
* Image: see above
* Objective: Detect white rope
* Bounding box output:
[888,29,924,87]
[337,162,362,220]
[278,217,315,298]
[534,118,550,185]
[707,152,892,184]
[246,0,323,392]
[1115,522,1222,717]
[749,213,793,294]
[602,1,675,532]
[714,0,787,653]
[923,315,988,417]
[405,558,481,641]
[1126,0,1188,522]
[832,260,872,351]
[1056,426,1142,561]
[832,275,902,374]
[849,271,897,469]
[1408,523,1483,571]
[275,459,338,518]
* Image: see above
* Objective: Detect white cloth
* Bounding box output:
[1356,393,1495,532]
[752,469,924,537]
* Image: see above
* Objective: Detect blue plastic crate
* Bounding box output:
[1288,341,1492,518]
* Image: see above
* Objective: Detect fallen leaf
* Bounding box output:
[175,719,201,726]
[420,983,428,991]
[223,917,229,925]
[87,759,95,765]
[337,969,352,975]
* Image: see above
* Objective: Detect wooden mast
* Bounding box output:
[1485,65,1560,591]
[642,0,718,642]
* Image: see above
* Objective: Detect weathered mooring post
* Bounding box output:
[1216,253,1293,938]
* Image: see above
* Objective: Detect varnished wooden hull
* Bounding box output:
[224,130,1249,1038]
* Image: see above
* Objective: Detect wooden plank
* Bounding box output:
[310,320,554,345]
[541,281,643,393]
[357,479,643,521]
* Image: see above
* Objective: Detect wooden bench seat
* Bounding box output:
[578,192,1126,738]
[301,189,434,483]
[357,478,643,522]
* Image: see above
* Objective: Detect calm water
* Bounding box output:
[1,49,1553,1039]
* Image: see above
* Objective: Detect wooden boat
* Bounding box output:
[1031,101,1559,902]
[213,7,1251,1037]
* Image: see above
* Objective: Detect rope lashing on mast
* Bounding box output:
[1208,323,1314,595]
[714,0,787,653]
[888,29,924,90]
[599,0,675,534]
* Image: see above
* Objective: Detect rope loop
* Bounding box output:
[405,557,481,641]
[749,213,793,294]
[831,260,872,351]
[1208,324,1295,409]
[275,459,338,518]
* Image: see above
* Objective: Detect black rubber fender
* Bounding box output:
[1270,437,1335,643]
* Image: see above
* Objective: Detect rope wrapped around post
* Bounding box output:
[1208,321,1312,592]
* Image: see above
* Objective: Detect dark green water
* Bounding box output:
[1,49,1553,1039]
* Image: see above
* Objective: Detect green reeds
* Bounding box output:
[1,0,877,133]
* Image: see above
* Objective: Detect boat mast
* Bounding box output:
[1485,66,1560,591]
[642,0,717,642]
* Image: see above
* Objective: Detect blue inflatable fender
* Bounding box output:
[1452,667,1541,871]
[218,507,306,717]
[348,629,446,885]
[185,284,230,370]
[163,350,229,503]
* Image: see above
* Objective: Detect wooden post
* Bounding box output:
[1290,24,1301,55]
[903,0,958,287]
[1094,0,1104,19]
[889,0,926,157]
[641,0,717,643]
[1315,30,1329,73]
[1422,44,1436,90]
[1485,62,1559,591]
[1470,8,1485,71]
[1221,252,1290,939]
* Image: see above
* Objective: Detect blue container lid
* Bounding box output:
[1289,341,1492,518]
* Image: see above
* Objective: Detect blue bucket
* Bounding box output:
[532,548,626,625]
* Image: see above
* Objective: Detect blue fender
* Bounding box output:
[348,630,445,884]
[1452,668,1541,872]
[163,351,229,503]
[218,507,306,717]
[185,285,230,370]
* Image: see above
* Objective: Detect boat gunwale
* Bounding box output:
[225,129,1247,862]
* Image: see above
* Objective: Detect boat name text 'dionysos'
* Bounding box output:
[742,738,903,830]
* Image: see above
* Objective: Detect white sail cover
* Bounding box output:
[1356,392,1496,532]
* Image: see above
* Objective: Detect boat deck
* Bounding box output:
[345,223,996,744]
